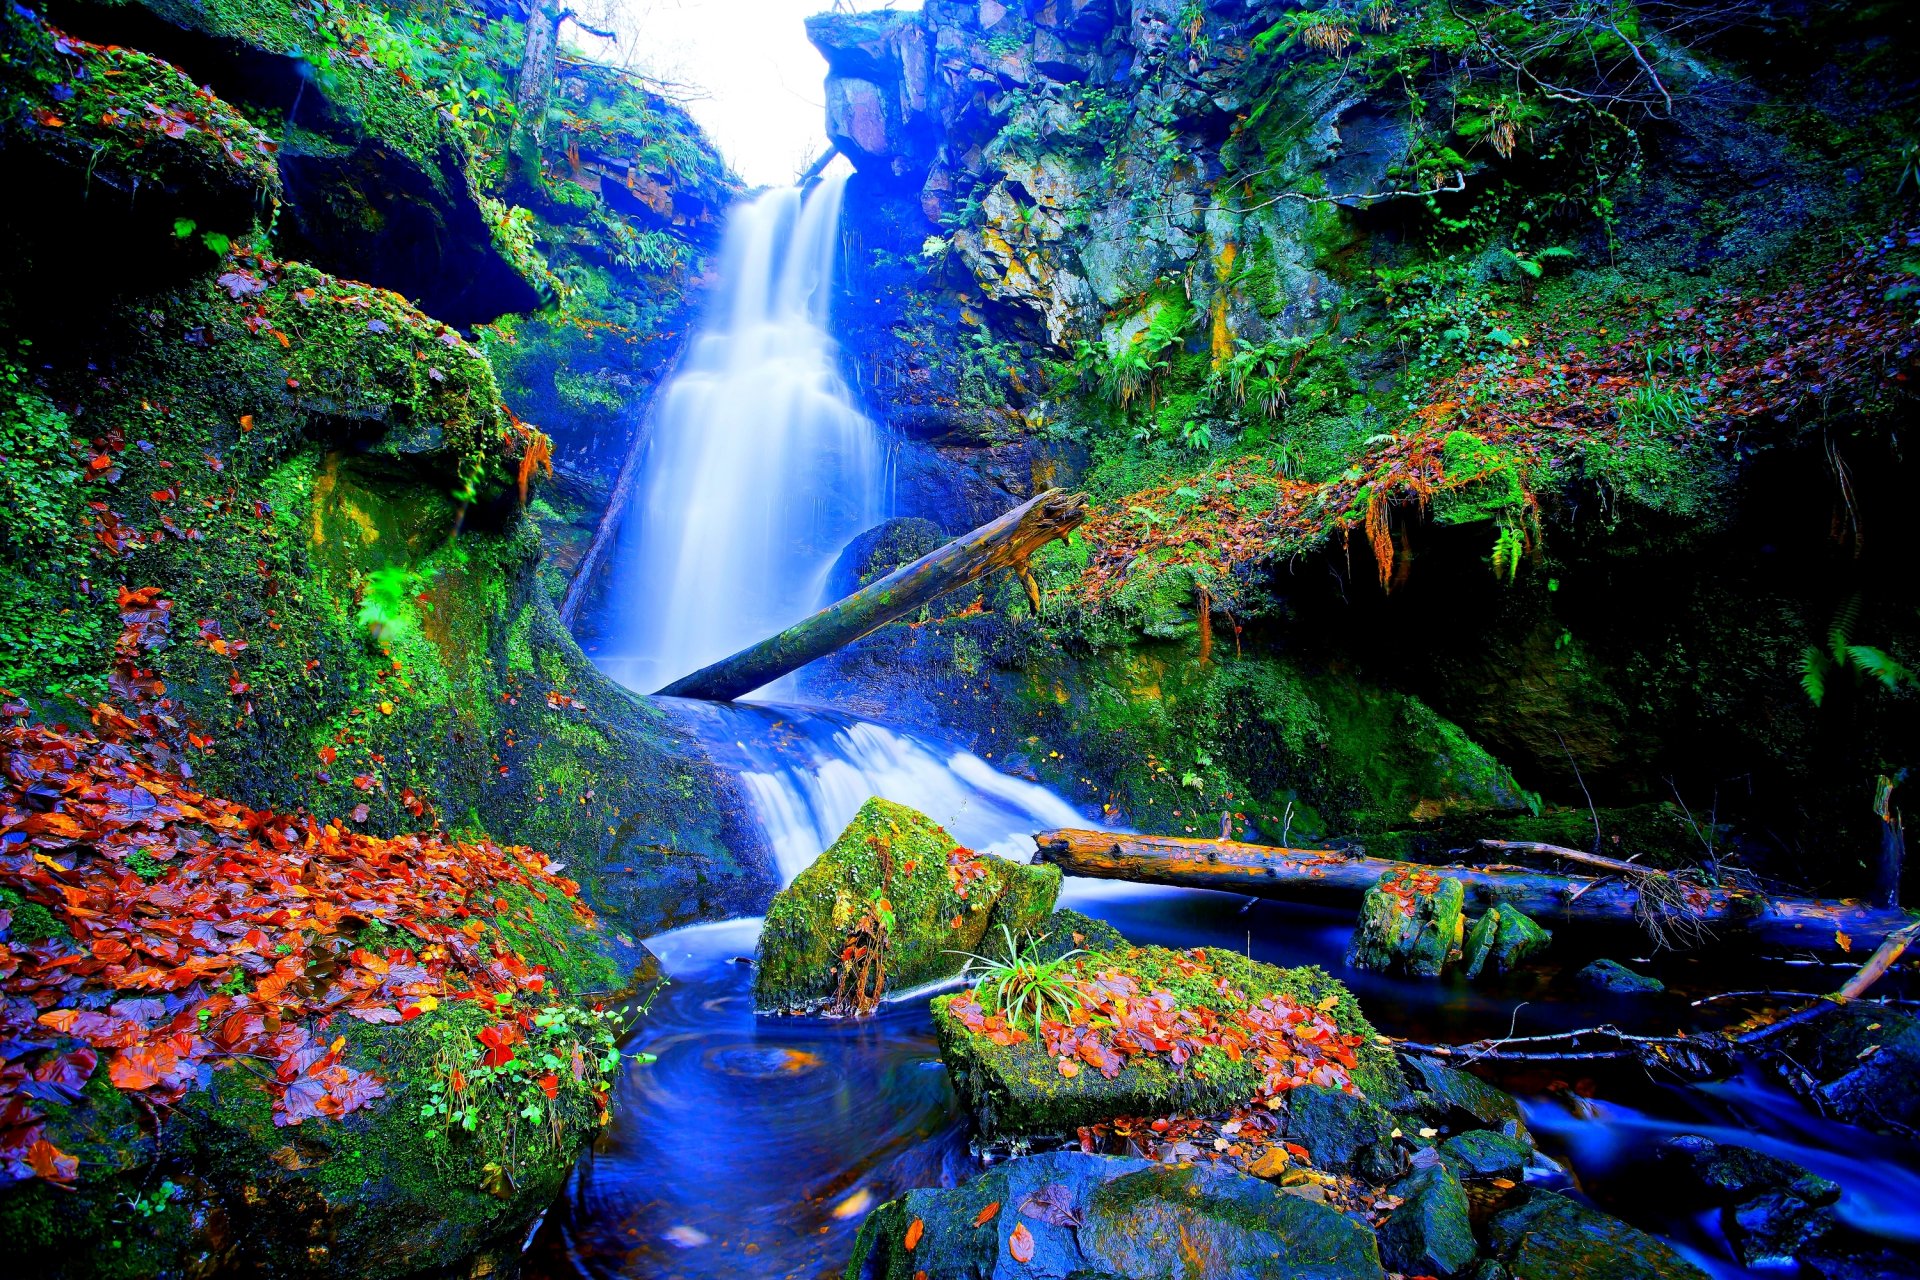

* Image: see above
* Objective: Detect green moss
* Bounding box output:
[0,885,70,945]
[1349,870,1465,978]
[754,798,1059,1011]
[934,945,1396,1143]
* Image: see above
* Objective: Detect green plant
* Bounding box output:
[1801,595,1917,706]
[949,925,1086,1036]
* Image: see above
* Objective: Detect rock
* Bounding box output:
[1575,959,1666,995]
[1461,905,1552,979]
[826,517,951,599]
[1379,1163,1479,1278]
[1799,1239,1920,1280]
[1349,869,1465,977]
[753,798,1059,1013]
[934,946,1398,1143]
[1488,1190,1710,1280]
[1762,1001,1920,1138]
[1405,1056,1530,1141]
[1285,1084,1402,1182]
[1442,1129,1535,1182]
[1030,907,1127,960]
[847,1149,1388,1279]
[1653,1135,1839,1266]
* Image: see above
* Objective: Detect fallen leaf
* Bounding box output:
[904,1217,924,1251]
[1009,1220,1035,1263]
[972,1201,1000,1227]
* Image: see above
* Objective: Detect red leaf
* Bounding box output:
[904,1217,924,1251]
[972,1201,1000,1227]
[1009,1220,1035,1262]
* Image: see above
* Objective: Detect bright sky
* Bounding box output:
[571,0,919,189]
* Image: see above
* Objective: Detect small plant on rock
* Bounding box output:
[950,925,1086,1037]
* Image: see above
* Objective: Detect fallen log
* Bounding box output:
[1034,828,1917,957]
[658,488,1088,701]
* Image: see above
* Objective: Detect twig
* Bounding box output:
[1557,730,1602,852]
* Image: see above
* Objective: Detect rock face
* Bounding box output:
[754,798,1059,1013]
[846,1150,1387,1280]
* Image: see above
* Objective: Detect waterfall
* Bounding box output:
[599,176,1097,883]
[600,173,882,696]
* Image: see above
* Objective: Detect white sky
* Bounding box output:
[570,0,920,189]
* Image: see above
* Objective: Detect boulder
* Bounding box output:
[1461,905,1552,979]
[1405,1056,1530,1141]
[753,798,1059,1013]
[1349,869,1465,977]
[1379,1163,1479,1278]
[1654,1135,1839,1266]
[846,1149,1388,1280]
[934,946,1398,1143]
[1762,1001,1920,1138]
[1285,1084,1402,1182]
[1576,959,1666,995]
[826,517,950,599]
[1442,1129,1535,1183]
[1488,1190,1710,1280]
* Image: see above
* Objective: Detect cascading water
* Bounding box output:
[599,172,882,699]
[598,177,1094,874]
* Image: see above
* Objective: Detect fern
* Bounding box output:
[1800,646,1830,707]
[1847,645,1916,693]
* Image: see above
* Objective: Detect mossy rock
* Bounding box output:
[933,945,1397,1144]
[1575,958,1665,995]
[1030,907,1127,961]
[1379,1162,1479,1279]
[1461,905,1552,979]
[1405,1056,1530,1142]
[753,798,1059,1013]
[845,1149,1387,1280]
[1442,1129,1535,1183]
[1285,1083,1401,1181]
[1488,1190,1709,1280]
[1349,869,1466,978]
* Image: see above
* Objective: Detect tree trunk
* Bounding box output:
[1034,828,1917,957]
[1874,774,1904,908]
[657,489,1089,701]
[510,2,570,179]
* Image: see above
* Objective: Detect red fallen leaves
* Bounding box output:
[972,1200,1000,1227]
[904,1216,924,1251]
[1375,867,1445,918]
[952,949,1364,1103]
[0,675,596,1186]
[1076,230,1920,602]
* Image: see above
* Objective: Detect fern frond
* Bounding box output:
[1847,645,1916,692]
[1800,646,1829,706]
[1829,592,1863,665]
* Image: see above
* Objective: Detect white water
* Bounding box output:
[600,173,882,696]
[600,179,1096,883]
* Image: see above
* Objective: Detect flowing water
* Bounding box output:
[542,185,1920,1279]
[598,173,881,697]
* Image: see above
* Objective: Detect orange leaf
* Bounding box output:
[28,1139,78,1183]
[972,1201,1000,1227]
[904,1217,924,1251]
[1009,1220,1035,1262]
[1835,929,1852,954]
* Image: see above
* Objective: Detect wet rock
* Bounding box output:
[848,1149,1387,1279]
[1030,907,1127,960]
[1461,905,1552,979]
[934,946,1397,1143]
[1762,1001,1920,1138]
[1379,1163,1479,1278]
[1349,870,1465,977]
[1576,959,1666,994]
[1442,1129,1535,1182]
[826,517,949,599]
[1405,1056,1530,1141]
[1654,1135,1839,1266]
[1285,1084,1402,1182]
[753,798,1058,1013]
[1487,1190,1710,1279]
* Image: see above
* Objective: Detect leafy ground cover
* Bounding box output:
[1067,231,1920,609]
[0,594,617,1192]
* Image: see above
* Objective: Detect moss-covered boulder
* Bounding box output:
[1379,1162,1478,1279]
[753,798,1059,1013]
[1576,958,1666,995]
[1461,905,1552,979]
[844,1149,1387,1280]
[1488,1190,1710,1280]
[933,944,1397,1145]
[1349,868,1465,978]
[1405,1055,1531,1142]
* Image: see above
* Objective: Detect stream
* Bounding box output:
[541,181,1920,1279]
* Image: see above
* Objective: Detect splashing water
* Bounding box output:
[664,699,1088,883]
[600,174,881,696]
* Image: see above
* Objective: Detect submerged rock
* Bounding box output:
[1654,1134,1840,1266]
[753,798,1059,1013]
[1576,959,1666,995]
[845,1149,1388,1280]
[1461,905,1552,979]
[1488,1190,1710,1280]
[1349,868,1465,977]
